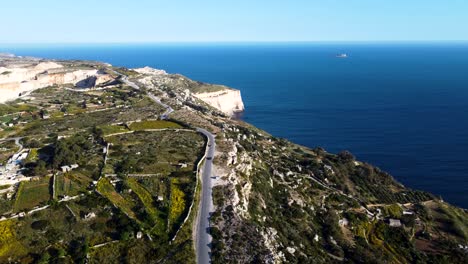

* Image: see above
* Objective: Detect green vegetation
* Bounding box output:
[97,178,137,220]
[385,203,403,218]
[0,192,142,262]
[106,131,203,175]
[97,124,130,136]
[53,134,93,168]
[0,140,19,165]
[112,67,139,77]
[127,178,166,235]
[14,177,51,212]
[129,120,182,130]
[1,57,466,263]
[0,185,11,190]
[168,178,186,233]
[158,74,228,94]
[191,84,228,93]
[0,103,37,116]
[46,132,105,180]
[423,201,468,240]
[25,148,38,163]
[15,86,163,138]
[211,128,468,263]
[0,220,26,261]
[127,178,157,219]
[55,172,91,197]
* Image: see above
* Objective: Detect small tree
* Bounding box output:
[57,247,66,258]
[38,252,51,264]
[338,150,355,161]
[33,160,48,176]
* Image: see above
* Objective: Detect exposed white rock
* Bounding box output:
[261,227,286,263]
[0,61,113,103]
[134,66,167,75]
[227,143,238,166]
[273,170,285,182]
[34,62,63,71]
[193,89,245,116]
[286,247,296,255]
[230,151,253,218]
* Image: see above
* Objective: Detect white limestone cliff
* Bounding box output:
[0,62,112,103]
[134,66,245,116]
[193,89,245,116]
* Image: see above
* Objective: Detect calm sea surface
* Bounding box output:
[2,43,467,208]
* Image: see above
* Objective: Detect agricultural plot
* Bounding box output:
[0,220,26,262]
[96,174,196,242]
[29,86,118,115]
[19,107,127,137]
[0,65,210,262]
[1,194,138,262]
[55,172,92,198]
[0,103,37,117]
[97,175,172,236]
[14,177,51,212]
[100,130,205,238]
[89,239,154,264]
[133,177,169,201]
[127,178,166,235]
[128,120,182,131]
[16,87,164,138]
[97,124,130,136]
[105,130,204,175]
[96,178,137,220]
[168,178,188,234]
[51,132,105,181]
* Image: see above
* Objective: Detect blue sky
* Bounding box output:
[1,0,467,43]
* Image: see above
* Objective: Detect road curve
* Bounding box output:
[0,137,24,152]
[147,94,174,119]
[117,72,215,263]
[195,128,215,264]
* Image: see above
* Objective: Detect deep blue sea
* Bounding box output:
[1,43,467,208]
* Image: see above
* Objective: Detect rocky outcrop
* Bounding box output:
[193,89,245,116]
[134,66,167,76]
[0,61,113,102]
[133,66,245,116]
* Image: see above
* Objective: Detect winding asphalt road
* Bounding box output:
[122,72,214,263]
[195,128,215,264]
[147,94,174,120]
[147,94,214,263]
[0,137,24,152]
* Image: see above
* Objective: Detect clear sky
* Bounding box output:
[1,0,467,43]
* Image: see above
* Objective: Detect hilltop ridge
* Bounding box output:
[0,56,245,117]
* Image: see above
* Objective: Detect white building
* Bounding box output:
[389,219,402,227]
[338,218,349,227]
[61,164,79,172]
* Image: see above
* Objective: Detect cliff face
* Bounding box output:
[0,57,467,264]
[0,59,114,103]
[193,89,245,116]
[133,66,245,116]
[132,65,468,263]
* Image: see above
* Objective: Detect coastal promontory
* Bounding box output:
[0,55,466,264]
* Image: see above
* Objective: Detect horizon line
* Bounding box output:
[1,40,468,46]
